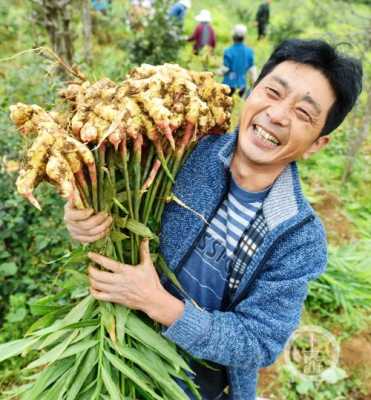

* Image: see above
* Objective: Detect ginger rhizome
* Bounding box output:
[11,63,232,212]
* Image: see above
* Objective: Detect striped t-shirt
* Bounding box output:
[178,176,269,311]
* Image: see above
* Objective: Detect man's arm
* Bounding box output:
[188,25,201,42]
[163,218,327,369]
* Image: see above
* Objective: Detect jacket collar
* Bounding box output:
[217,131,306,231]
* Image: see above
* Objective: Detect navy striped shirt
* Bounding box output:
[178,176,269,311]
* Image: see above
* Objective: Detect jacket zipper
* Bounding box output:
[226,214,315,311]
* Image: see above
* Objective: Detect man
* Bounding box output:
[256,0,271,40]
[188,9,216,55]
[91,0,109,15]
[222,24,257,97]
[64,40,362,399]
[169,0,191,25]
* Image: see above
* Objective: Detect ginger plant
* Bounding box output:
[2,63,232,400]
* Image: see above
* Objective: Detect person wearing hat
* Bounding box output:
[188,9,216,55]
[169,0,191,25]
[222,24,257,97]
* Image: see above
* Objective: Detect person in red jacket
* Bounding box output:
[188,9,216,54]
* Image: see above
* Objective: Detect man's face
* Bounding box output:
[237,61,336,168]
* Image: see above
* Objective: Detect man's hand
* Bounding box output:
[87,240,185,327]
[64,201,112,244]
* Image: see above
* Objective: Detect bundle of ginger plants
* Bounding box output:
[0,63,232,400]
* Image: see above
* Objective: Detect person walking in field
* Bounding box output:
[168,0,191,25]
[188,9,216,55]
[91,0,109,15]
[222,24,257,97]
[64,39,362,399]
[256,0,272,40]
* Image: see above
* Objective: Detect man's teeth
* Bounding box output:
[255,126,280,145]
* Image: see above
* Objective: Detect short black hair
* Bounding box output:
[233,35,244,43]
[255,39,363,135]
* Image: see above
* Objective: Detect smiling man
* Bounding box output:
[64,39,362,400]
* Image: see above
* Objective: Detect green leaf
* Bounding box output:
[66,347,98,400]
[101,303,116,342]
[62,319,98,330]
[56,351,87,400]
[112,197,129,214]
[101,359,122,400]
[114,304,130,345]
[110,231,130,242]
[296,378,314,395]
[27,330,78,369]
[104,350,163,400]
[124,311,191,372]
[71,325,99,344]
[110,340,189,400]
[115,216,128,228]
[0,262,18,277]
[41,370,69,400]
[0,337,38,363]
[78,386,97,400]
[115,191,128,202]
[27,306,72,334]
[125,219,158,240]
[65,269,89,287]
[30,295,95,337]
[156,255,190,300]
[175,370,202,400]
[79,378,97,396]
[30,304,62,316]
[58,339,98,360]
[71,287,90,299]
[36,330,69,351]
[29,293,70,316]
[1,383,33,399]
[23,358,74,400]
[320,367,348,384]
[7,307,27,322]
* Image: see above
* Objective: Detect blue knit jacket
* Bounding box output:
[160,132,328,400]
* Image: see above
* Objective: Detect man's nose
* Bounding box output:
[266,102,290,126]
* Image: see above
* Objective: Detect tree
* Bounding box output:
[30,0,75,65]
[311,0,371,181]
[126,0,185,66]
[81,0,93,65]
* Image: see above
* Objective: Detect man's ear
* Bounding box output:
[303,135,331,160]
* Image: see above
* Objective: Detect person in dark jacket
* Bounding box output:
[256,0,272,40]
[222,24,257,97]
[188,9,216,54]
[64,39,362,399]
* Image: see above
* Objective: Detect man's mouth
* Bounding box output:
[252,124,281,147]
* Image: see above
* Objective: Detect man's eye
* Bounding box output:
[266,87,280,98]
[297,108,311,122]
